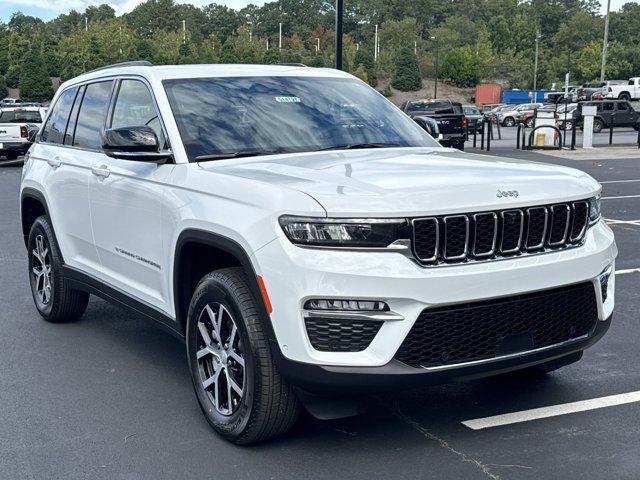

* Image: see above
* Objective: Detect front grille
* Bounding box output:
[305,317,383,352]
[412,200,590,265]
[394,282,598,368]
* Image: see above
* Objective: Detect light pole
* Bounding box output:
[374,24,379,62]
[248,21,253,42]
[334,0,343,70]
[533,29,541,101]
[431,36,438,98]
[601,0,611,81]
[279,22,282,50]
[316,37,320,52]
[182,19,186,43]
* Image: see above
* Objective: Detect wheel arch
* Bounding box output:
[20,188,50,248]
[173,229,272,336]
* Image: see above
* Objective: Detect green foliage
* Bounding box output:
[354,47,377,87]
[440,45,478,88]
[19,42,53,102]
[3,0,639,96]
[0,75,7,97]
[392,47,421,91]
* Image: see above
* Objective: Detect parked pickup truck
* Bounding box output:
[399,99,467,150]
[573,100,640,133]
[0,106,46,161]
[604,77,640,101]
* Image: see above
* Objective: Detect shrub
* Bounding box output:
[440,46,479,88]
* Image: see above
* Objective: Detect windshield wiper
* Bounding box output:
[318,142,401,151]
[195,150,270,162]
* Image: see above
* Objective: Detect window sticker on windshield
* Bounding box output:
[275,96,301,103]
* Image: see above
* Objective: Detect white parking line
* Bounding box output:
[616,268,640,275]
[462,391,640,430]
[602,194,640,200]
[600,179,640,184]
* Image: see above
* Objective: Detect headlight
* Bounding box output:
[279,216,408,248]
[589,195,602,225]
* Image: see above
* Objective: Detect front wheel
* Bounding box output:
[186,268,300,444]
[27,216,89,322]
[503,117,515,127]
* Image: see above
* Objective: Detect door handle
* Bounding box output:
[91,165,111,178]
[47,157,61,168]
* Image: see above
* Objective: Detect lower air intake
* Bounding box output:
[395,282,598,368]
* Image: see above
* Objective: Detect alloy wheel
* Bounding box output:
[195,302,245,416]
[32,234,52,305]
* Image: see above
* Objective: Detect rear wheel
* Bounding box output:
[593,118,604,133]
[186,267,300,444]
[27,216,89,322]
[619,92,631,101]
[503,117,515,127]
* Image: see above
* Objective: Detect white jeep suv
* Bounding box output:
[20,62,617,444]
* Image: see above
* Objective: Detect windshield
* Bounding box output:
[164,76,440,161]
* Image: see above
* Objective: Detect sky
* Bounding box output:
[0,0,638,22]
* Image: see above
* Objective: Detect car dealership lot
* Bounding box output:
[1,153,640,480]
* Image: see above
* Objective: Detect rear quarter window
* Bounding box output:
[41,87,78,144]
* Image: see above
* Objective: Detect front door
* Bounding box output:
[89,78,172,312]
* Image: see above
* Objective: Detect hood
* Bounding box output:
[199,147,600,217]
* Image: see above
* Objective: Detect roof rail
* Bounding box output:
[278,63,308,67]
[85,60,153,74]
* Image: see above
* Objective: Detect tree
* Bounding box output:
[0,75,7,97]
[440,45,478,88]
[354,47,377,87]
[391,47,421,91]
[19,43,54,102]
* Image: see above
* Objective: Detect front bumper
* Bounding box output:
[255,220,616,388]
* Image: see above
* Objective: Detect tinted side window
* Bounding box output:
[64,85,85,145]
[73,81,113,150]
[111,80,165,147]
[40,87,78,144]
[617,102,629,111]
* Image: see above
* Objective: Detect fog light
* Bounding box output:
[598,265,613,302]
[304,299,388,311]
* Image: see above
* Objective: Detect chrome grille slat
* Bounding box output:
[570,201,589,243]
[500,209,524,254]
[525,207,548,251]
[411,200,590,266]
[443,215,469,261]
[472,212,497,257]
[548,204,570,246]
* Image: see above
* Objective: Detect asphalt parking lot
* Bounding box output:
[1,150,639,480]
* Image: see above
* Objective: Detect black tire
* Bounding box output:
[27,216,89,322]
[5,152,18,160]
[593,118,604,133]
[526,118,534,128]
[619,92,631,101]
[503,116,515,127]
[454,140,465,151]
[186,267,300,444]
[519,351,583,376]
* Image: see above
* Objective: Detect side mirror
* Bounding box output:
[101,126,172,163]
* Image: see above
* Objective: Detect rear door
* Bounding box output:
[36,84,103,274]
[88,77,172,311]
